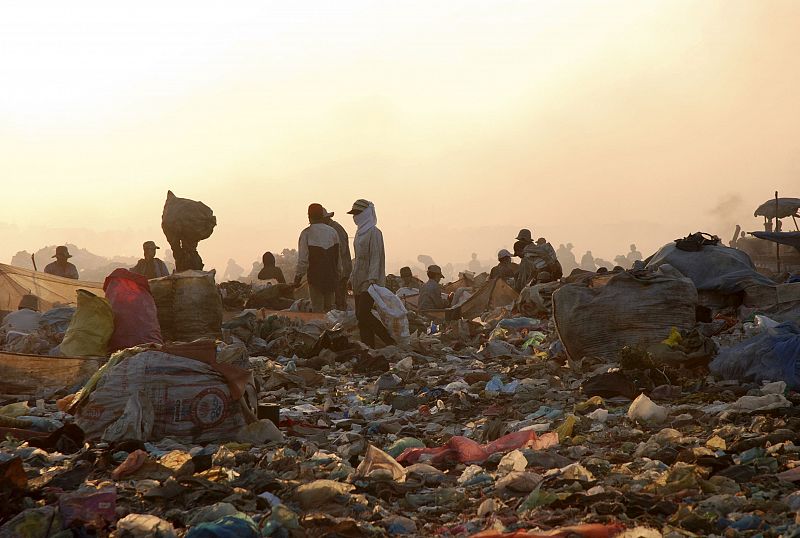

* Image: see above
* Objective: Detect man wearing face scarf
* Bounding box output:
[348,199,396,348]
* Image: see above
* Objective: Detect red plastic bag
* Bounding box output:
[104,268,163,351]
[469,523,625,538]
[397,430,558,465]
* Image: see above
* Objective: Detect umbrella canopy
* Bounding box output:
[754,198,800,219]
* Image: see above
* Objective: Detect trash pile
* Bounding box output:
[2,238,800,537]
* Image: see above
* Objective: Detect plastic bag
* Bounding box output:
[150,270,222,342]
[368,284,410,345]
[104,268,163,351]
[161,191,216,244]
[710,321,800,389]
[60,289,114,357]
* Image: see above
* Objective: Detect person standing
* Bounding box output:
[131,241,170,279]
[627,244,643,264]
[294,204,340,313]
[348,199,395,348]
[580,251,596,271]
[322,206,353,311]
[44,246,80,279]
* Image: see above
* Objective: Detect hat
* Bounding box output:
[18,294,40,311]
[497,249,512,260]
[53,245,72,258]
[516,229,532,241]
[427,264,444,278]
[320,206,334,218]
[308,203,325,220]
[143,241,160,250]
[399,266,413,278]
[347,199,371,214]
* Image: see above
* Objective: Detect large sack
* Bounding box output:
[553,266,697,361]
[368,284,410,345]
[149,270,222,342]
[710,321,800,389]
[103,269,163,351]
[646,242,773,294]
[60,290,114,357]
[74,349,253,443]
[161,191,216,244]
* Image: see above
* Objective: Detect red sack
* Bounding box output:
[397,430,559,465]
[104,269,163,351]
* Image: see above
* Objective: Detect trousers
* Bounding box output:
[355,292,395,348]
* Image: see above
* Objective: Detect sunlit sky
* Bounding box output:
[2,1,799,275]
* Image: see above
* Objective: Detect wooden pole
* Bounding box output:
[775,191,781,273]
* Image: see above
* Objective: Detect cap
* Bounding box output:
[427,264,444,278]
[399,266,413,278]
[497,249,512,260]
[308,203,325,220]
[347,199,371,214]
[516,229,532,241]
[53,245,72,258]
[320,206,334,218]
[143,241,160,250]
[18,294,41,311]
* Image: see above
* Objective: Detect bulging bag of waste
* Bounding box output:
[74,349,254,444]
[150,271,222,342]
[103,268,163,351]
[553,265,696,361]
[161,190,217,244]
[710,321,800,390]
[60,290,114,357]
[368,284,410,345]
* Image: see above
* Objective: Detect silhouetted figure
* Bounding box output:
[223,258,244,281]
[626,244,643,264]
[258,252,286,283]
[131,241,170,279]
[580,251,596,271]
[44,246,79,279]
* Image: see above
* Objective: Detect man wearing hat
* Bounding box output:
[1,294,43,334]
[513,229,534,258]
[490,249,519,280]
[418,264,448,311]
[321,206,352,311]
[399,266,423,290]
[131,241,170,279]
[44,246,80,279]
[294,203,341,313]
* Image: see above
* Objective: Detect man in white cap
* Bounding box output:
[322,206,352,310]
[44,246,79,279]
[418,264,448,310]
[490,249,518,280]
[131,241,170,279]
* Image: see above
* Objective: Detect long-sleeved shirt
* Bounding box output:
[351,227,385,294]
[418,279,447,310]
[490,260,519,280]
[296,223,340,292]
[131,258,170,279]
[327,219,352,279]
[43,261,79,280]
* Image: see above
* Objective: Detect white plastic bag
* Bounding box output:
[368,284,410,345]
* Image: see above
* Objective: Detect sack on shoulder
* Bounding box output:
[674,232,720,252]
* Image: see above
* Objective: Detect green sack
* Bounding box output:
[60,289,114,357]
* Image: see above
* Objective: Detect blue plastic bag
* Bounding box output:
[186,514,259,538]
[710,321,800,389]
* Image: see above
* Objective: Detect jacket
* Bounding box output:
[351,227,385,294]
[43,261,79,280]
[418,279,447,310]
[296,223,340,292]
[131,258,170,279]
[327,219,353,279]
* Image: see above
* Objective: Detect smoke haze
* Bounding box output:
[2,1,799,275]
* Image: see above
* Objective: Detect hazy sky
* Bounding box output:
[2,1,799,275]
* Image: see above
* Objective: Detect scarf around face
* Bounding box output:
[354,203,377,238]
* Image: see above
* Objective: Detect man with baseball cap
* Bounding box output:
[131,241,170,279]
[418,264,448,311]
[321,206,352,310]
[43,246,80,279]
[294,203,341,313]
[490,249,518,280]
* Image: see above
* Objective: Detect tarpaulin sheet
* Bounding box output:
[0,263,104,313]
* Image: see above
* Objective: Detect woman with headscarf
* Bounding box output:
[258,252,286,283]
[347,199,396,348]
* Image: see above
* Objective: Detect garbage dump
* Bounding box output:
[3,250,800,538]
